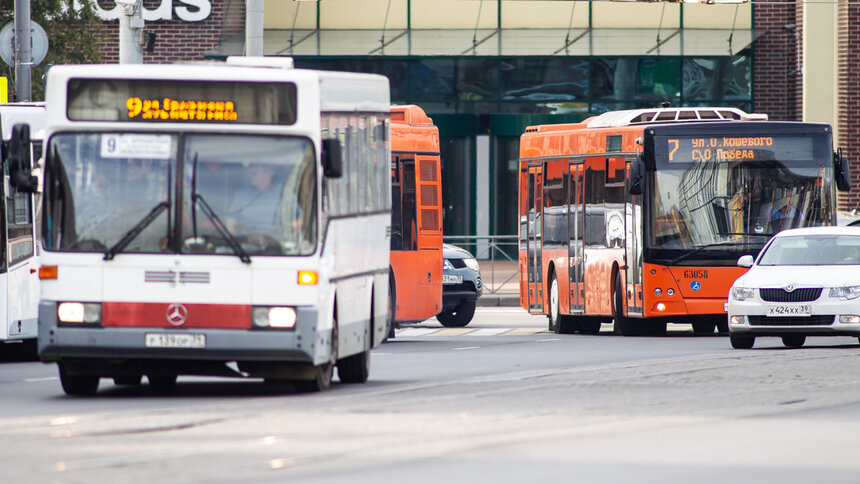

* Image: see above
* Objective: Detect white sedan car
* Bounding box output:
[727,226,860,349]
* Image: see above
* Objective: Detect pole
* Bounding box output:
[246,0,264,56]
[119,0,143,64]
[13,0,31,101]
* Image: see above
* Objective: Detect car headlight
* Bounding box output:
[464,258,480,271]
[829,285,860,300]
[731,287,755,301]
[443,259,454,270]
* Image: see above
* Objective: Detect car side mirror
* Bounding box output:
[322,138,343,178]
[628,155,644,196]
[835,147,851,192]
[737,255,754,268]
[8,124,38,193]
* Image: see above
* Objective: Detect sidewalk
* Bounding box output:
[476,259,521,307]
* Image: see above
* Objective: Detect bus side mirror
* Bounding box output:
[835,148,851,192]
[8,124,38,193]
[628,156,644,195]
[737,255,754,268]
[322,138,343,178]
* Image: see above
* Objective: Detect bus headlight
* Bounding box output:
[252,306,297,329]
[731,287,755,301]
[57,302,101,324]
[829,286,860,300]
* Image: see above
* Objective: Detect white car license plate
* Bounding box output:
[145,333,206,348]
[766,305,812,317]
[442,274,463,284]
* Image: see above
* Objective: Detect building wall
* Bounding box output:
[838,1,860,211]
[751,0,801,122]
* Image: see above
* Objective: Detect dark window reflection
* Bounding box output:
[683,56,751,102]
[500,58,588,101]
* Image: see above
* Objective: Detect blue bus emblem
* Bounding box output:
[690,281,701,291]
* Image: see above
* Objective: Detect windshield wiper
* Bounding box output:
[189,153,251,264]
[103,202,170,261]
[668,241,761,266]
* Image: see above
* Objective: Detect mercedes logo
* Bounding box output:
[166,303,188,326]
[784,284,796,293]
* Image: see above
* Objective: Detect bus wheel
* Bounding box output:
[692,320,716,335]
[716,318,729,334]
[730,334,755,349]
[385,277,396,341]
[295,363,333,392]
[148,374,178,387]
[613,273,641,336]
[337,350,370,383]
[548,274,576,334]
[577,318,602,335]
[437,300,476,327]
[59,364,99,396]
[113,375,142,386]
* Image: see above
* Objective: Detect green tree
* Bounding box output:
[0,0,105,101]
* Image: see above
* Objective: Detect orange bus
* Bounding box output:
[388,105,443,336]
[518,107,850,336]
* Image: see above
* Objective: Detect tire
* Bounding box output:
[577,318,602,335]
[385,275,396,341]
[547,273,576,334]
[59,364,99,396]
[113,375,142,386]
[782,335,806,348]
[337,350,370,383]
[148,374,178,387]
[613,272,642,336]
[730,334,755,349]
[295,363,333,393]
[437,300,476,328]
[716,318,729,334]
[692,320,716,335]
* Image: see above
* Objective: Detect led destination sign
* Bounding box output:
[67,79,297,125]
[662,136,814,164]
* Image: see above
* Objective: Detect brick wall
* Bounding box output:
[752,0,801,121]
[95,0,243,63]
[837,1,860,211]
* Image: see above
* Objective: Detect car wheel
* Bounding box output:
[730,334,755,349]
[59,364,99,396]
[613,272,642,336]
[782,335,806,348]
[437,300,476,327]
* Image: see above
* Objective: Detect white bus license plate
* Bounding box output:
[145,333,206,349]
[766,305,811,317]
[443,274,463,284]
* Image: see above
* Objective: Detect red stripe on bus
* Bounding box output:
[102,302,252,329]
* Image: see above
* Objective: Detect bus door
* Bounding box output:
[568,162,585,313]
[3,172,38,339]
[625,158,644,316]
[527,164,543,312]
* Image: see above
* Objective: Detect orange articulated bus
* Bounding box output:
[518,107,850,336]
[388,105,443,335]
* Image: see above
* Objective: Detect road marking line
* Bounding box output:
[467,328,509,336]
[453,346,480,351]
[397,328,439,337]
[507,328,544,335]
[434,328,473,336]
[538,338,561,342]
[24,377,58,383]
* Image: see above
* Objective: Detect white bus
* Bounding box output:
[24,62,392,394]
[0,103,44,355]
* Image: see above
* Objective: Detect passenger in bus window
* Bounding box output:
[770,202,797,231]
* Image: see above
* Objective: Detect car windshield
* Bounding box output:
[43,132,317,257]
[758,235,860,266]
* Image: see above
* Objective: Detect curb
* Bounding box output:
[476,296,521,307]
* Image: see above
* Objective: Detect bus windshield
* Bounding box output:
[648,160,832,262]
[44,132,317,257]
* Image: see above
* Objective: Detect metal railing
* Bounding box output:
[442,235,518,295]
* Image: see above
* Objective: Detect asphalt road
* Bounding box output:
[3,308,860,483]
